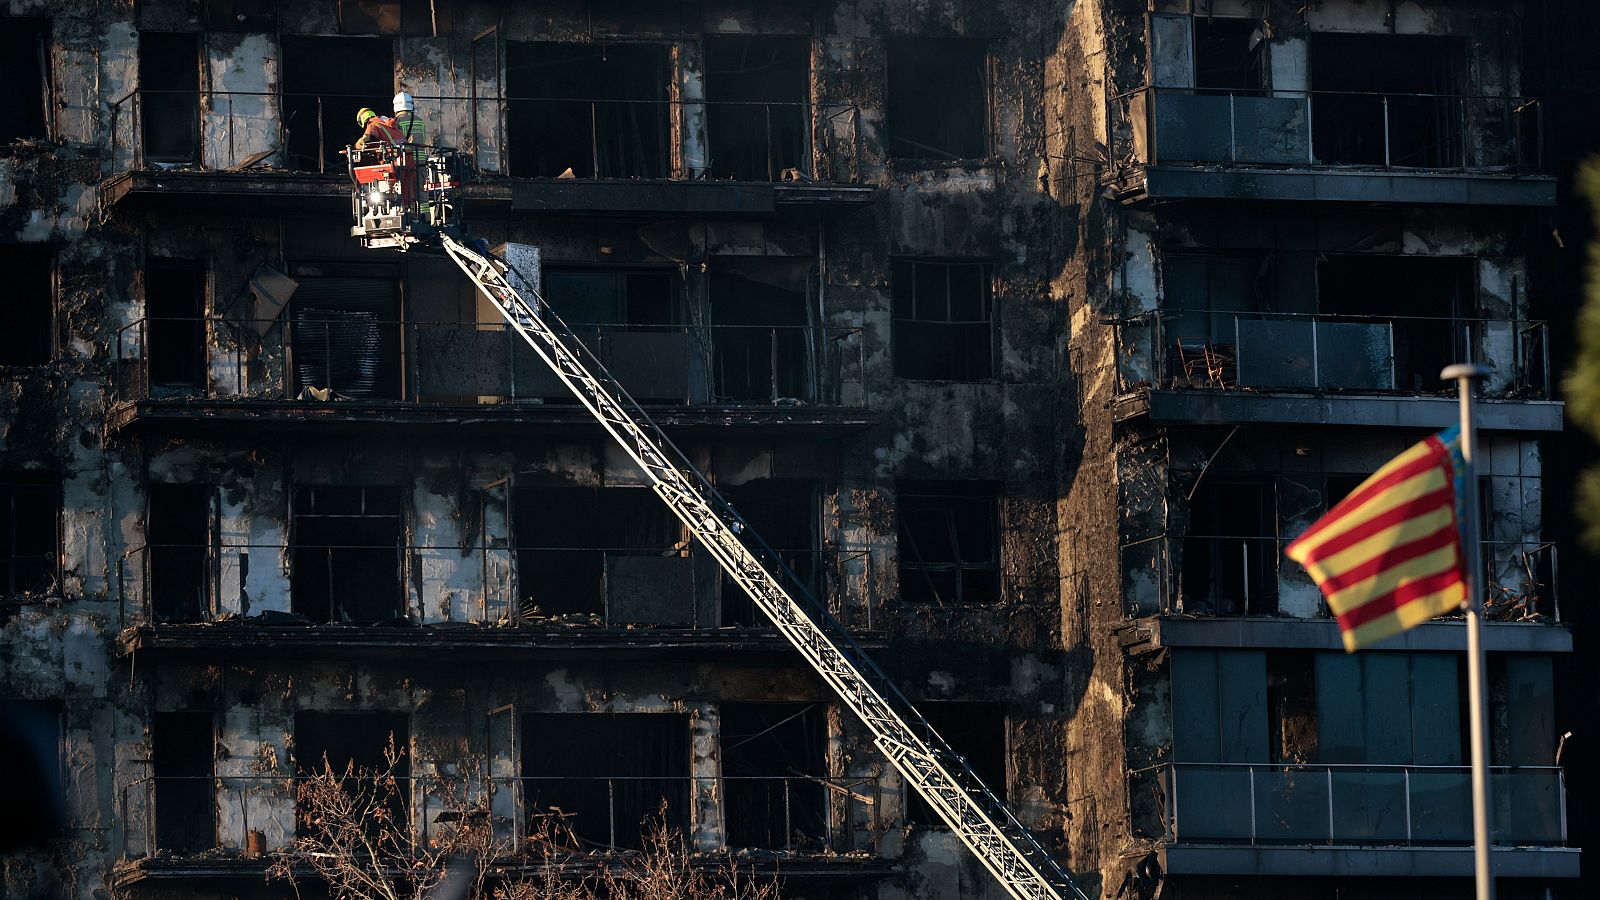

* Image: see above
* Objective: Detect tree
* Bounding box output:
[269,743,780,900]
[1562,159,1600,548]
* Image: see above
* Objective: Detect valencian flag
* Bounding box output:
[1285,427,1469,652]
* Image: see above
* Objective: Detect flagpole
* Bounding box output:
[1443,362,1493,900]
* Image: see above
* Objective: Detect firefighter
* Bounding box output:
[354,107,402,149]
[393,92,428,162]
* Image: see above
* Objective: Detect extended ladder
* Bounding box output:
[440,233,1090,900]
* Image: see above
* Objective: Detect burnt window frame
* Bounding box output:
[890,258,996,382]
[0,244,56,369]
[1179,476,1279,616]
[289,484,407,624]
[884,36,993,164]
[896,479,1001,606]
[0,473,60,599]
[0,15,53,145]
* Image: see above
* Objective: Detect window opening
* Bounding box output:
[0,245,53,367]
[539,269,687,402]
[505,42,670,178]
[1317,255,1473,392]
[1192,17,1264,93]
[145,260,206,391]
[139,32,200,164]
[1181,479,1277,615]
[719,702,828,850]
[717,479,818,626]
[704,36,810,180]
[1161,253,1267,388]
[148,483,210,623]
[0,18,49,143]
[153,711,214,853]
[709,258,813,403]
[289,274,402,399]
[520,713,689,850]
[512,485,684,621]
[906,702,1006,826]
[294,711,410,839]
[281,36,394,173]
[1309,34,1466,167]
[896,480,999,605]
[291,485,403,623]
[886,38,988,161]
[0,700,64,848]
[891,259,993,381]
[0,474,57,598]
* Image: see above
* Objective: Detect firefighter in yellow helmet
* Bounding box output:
[355,107,402,149]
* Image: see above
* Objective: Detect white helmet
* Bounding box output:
[393,91,415,113]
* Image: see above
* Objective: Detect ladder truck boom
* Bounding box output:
[347,144,1089,900]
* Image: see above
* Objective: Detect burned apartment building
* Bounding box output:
[0,1,1585,900]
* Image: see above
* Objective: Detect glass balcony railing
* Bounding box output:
[106,89,864,183]
[1112,311,1550,399]
[1122,534,1560,622]
[119,773,882,859]
[1133,762,1566,847]
[112,318,867,410]
[1111,88,1544,173]
[117,542,877,631]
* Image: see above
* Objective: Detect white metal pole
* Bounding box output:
[1443,362,1494,900]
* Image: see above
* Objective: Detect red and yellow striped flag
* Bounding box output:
[1285,428,1469,651]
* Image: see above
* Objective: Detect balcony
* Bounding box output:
[100,90,873,214]
[108,318,875,437]
[114,541,880,662]
[1129,763,1576,878]
[1119,535,1569,651]
[1110,311,1561,431]
[1106,88,1555,206]
[114,773,890,889]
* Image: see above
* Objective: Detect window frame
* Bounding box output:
[890,258,997,382]
[884,36,994,164]
[0,474,60,598]
[896,480,1002,606]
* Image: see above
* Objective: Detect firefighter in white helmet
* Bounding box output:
[392,91,427,162]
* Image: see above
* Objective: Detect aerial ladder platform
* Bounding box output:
[344,142,1091,900]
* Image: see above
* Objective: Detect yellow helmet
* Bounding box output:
[357,107,377,127]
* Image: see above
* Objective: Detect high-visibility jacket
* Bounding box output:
[394,112,428,161]
[356,115,403,149]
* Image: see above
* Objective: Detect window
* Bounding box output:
[294,711,410,840]
[0,18,49,143]
[0,245,53,367]
[280,36,393,172]
[717,479,818,626]
[148,483,210,623]
[1317,255,1474,392]
[540,268,689,402]
[505,43,670,178]
[289,272,402,399]
[522,713,689,850]
[0,700,64,849]
[720,703,828,850]
[291,485,403,623]
[891,259,993,381]
[0,474,57,597]
[145,259,206,390]
[1309,34,1466,167]
[897,480,999,605]
[704,36,810,180]
[1192,17,1263,93]
[886,38,988,161]
[153,711,214,853]
[907,702,1006,826]
[139,32,200,164]
[709,258,814,404]
[1181,479,1277,615]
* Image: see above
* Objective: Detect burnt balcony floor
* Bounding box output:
[1112,387,1564,432]
[106,397,880,439]
[115,621,890,663]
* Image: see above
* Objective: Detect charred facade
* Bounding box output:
[0,2,1585,900]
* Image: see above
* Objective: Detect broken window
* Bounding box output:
[709,258,814,403]
[148,483,210,623]
[896,480,1000,605]
[891,259,993,381]
[0,18,49,144]
[505,42,670,178]
[704,36,810,180]
[0,700,64,847]
[1192,17,1264,93]
[294,711,410,837]
[512,486,685,622]
[539,269,689,402]
[0,245,53,368]
[1162,253,1266,388]
[291,485,404,624]
[521,713,689,850]
[720,703,828,850]
[145,259,206,391]
[907,702,1006,827]
[1310,34,1466,167]
[289,271,402,399]
[0,474,57,598]
[139,32,201,165]
[1318,255,1474,392]
[153,711,214,853]
[886,38,988,161]
[1266,653,1317,764]
[1181,479,1277,615]
[718,479,818,626]
[281,36,394,173]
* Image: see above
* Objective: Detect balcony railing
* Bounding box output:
[1111,88,1544,173]
[113,318,867,410]
[117,542,877,630]
[1131,762,1566,847]
[1123,534,1560,622]
[107,89,863,182]
[1112,311,1550,399]
[120,773,881,859]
